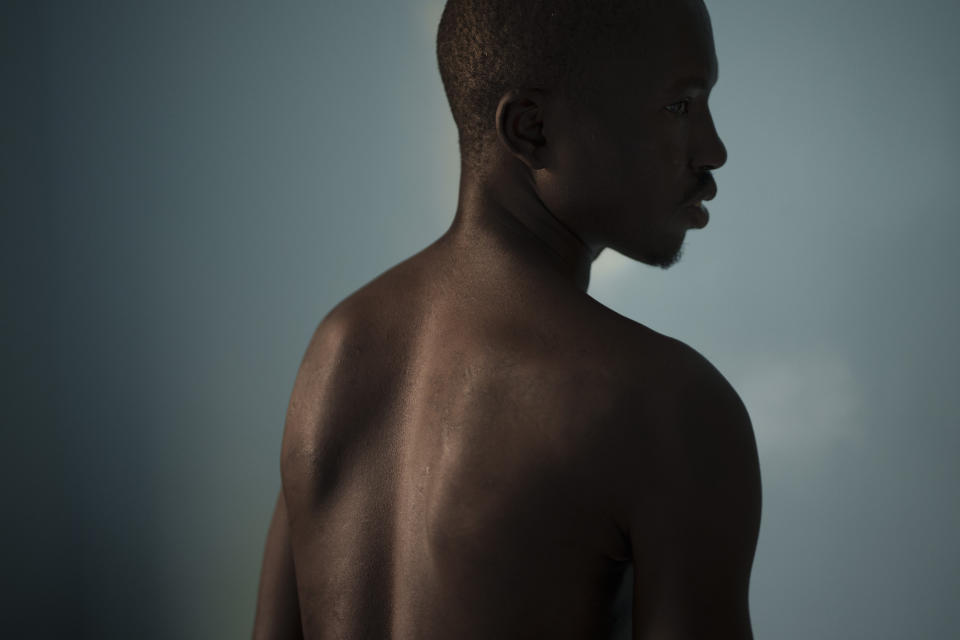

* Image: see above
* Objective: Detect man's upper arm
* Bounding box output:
[624,349,762,639]
[252,489,304,640]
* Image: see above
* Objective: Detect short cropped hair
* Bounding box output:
[436,0,652,174]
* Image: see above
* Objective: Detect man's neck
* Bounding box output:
[446,165,600,294]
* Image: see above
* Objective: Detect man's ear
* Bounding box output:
[494,89,550,171]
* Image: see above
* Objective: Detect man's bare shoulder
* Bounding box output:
[575,297,714,394]
[592,305,755,475]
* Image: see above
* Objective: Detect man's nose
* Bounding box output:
[693,112,727,171]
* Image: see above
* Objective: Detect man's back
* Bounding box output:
[275,234,761,639]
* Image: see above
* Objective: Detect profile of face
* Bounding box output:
[532,0,727,268]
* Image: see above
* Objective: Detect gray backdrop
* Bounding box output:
[4,0,958,638]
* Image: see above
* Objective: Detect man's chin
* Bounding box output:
[616,238,684,269]
[646,247,683,269]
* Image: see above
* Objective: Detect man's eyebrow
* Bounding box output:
[668,75,717,91]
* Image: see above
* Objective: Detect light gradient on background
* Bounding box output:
[3,0,958,638]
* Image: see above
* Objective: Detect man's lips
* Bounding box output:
[683,180,718,208]
[685,202,709,229]
[680,178,715,229]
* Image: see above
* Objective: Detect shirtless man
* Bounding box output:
[253,0,762,638]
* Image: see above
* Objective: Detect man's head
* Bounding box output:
[436,0,726,268]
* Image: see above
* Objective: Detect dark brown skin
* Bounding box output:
[253,1,761,638]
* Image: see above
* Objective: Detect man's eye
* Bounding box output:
[665,99,691,115]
